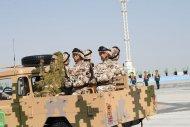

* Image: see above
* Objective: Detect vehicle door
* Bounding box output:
[17,76,33,126]
[0,78,20,126]
[19,76,47,127]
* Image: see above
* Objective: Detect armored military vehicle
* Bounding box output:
[0,55,156,127]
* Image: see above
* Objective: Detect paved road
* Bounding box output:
[134,85,190,127]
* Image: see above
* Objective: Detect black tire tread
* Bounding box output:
[50,120,71,127]
[21,54,52,67]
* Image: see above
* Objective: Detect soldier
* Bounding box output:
[62,52,71,79]
[83,49,96,79]
[62,52,73,95]
[83,49,97,92]
[110,46,125,77]
[70,48,91,95]
[83,49,93,64]
[94,46,115,92]
[154,70,160,89]
[34,52,65,97]
[143,71,149,86]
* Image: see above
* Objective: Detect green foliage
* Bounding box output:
[35,51,65,97]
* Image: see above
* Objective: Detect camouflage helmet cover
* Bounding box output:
[83,49,92,60]
[110,46,120,61]
[72,48,84,59]
[63,52,70,65]
[98,46,112,56]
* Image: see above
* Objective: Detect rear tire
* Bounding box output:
[21,54,52,67]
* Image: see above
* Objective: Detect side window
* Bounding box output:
[0,79,12,100]
[18,77,30,96]
[31,76,42,92]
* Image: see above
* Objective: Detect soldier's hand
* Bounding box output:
[65,81,73,88]
[88,78,97,85]
[83,77,89,83]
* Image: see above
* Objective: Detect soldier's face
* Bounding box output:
[99,52,109,61]
[50,57,58,64]
[73,53,81,63]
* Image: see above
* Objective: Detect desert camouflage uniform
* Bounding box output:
[94,59,116,92]
[83,49,96,85]
[110,46,125,78]
[70,48,92,95]
[70,61,91,95]
[63,65,74,95]
[64,65,72,88]
[61,52,74,95]
[112,61,125,76]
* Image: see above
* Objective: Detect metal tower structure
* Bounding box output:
[120,0,134,74]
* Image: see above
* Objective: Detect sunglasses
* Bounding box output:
[51,58,57,62]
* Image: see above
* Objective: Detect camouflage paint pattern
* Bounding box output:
[0,66,156,127]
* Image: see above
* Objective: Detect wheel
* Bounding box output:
[50,120,71,127]
[21,54,52,67]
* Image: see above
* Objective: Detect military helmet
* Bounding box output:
[98,46,112,56]
[72,48,84,59]
[63,52,70,65]
[83,49,92,60]
[110,46,120,61]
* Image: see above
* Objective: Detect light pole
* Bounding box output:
[120,0,134,74]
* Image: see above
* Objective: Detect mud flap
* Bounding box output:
[0,110,5,127]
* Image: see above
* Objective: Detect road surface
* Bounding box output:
[134,85,190,127]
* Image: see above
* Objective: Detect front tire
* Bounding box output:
[50,120,71,127]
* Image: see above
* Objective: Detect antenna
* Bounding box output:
[13,39,16,68]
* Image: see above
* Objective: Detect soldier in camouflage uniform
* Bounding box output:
[62,52,73,95]
[70,48,91,95]
[94,46,116,92]
[62,52,71,81]
[110,46,125,77]
[83,49,97,91]
[83,49,93,71]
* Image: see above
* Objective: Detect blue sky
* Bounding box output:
[0,0,189,74]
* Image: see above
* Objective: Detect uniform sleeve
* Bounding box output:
[94,65,114,82]
[113,64,125,76]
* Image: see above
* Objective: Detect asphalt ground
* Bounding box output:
[134,82,190,127]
